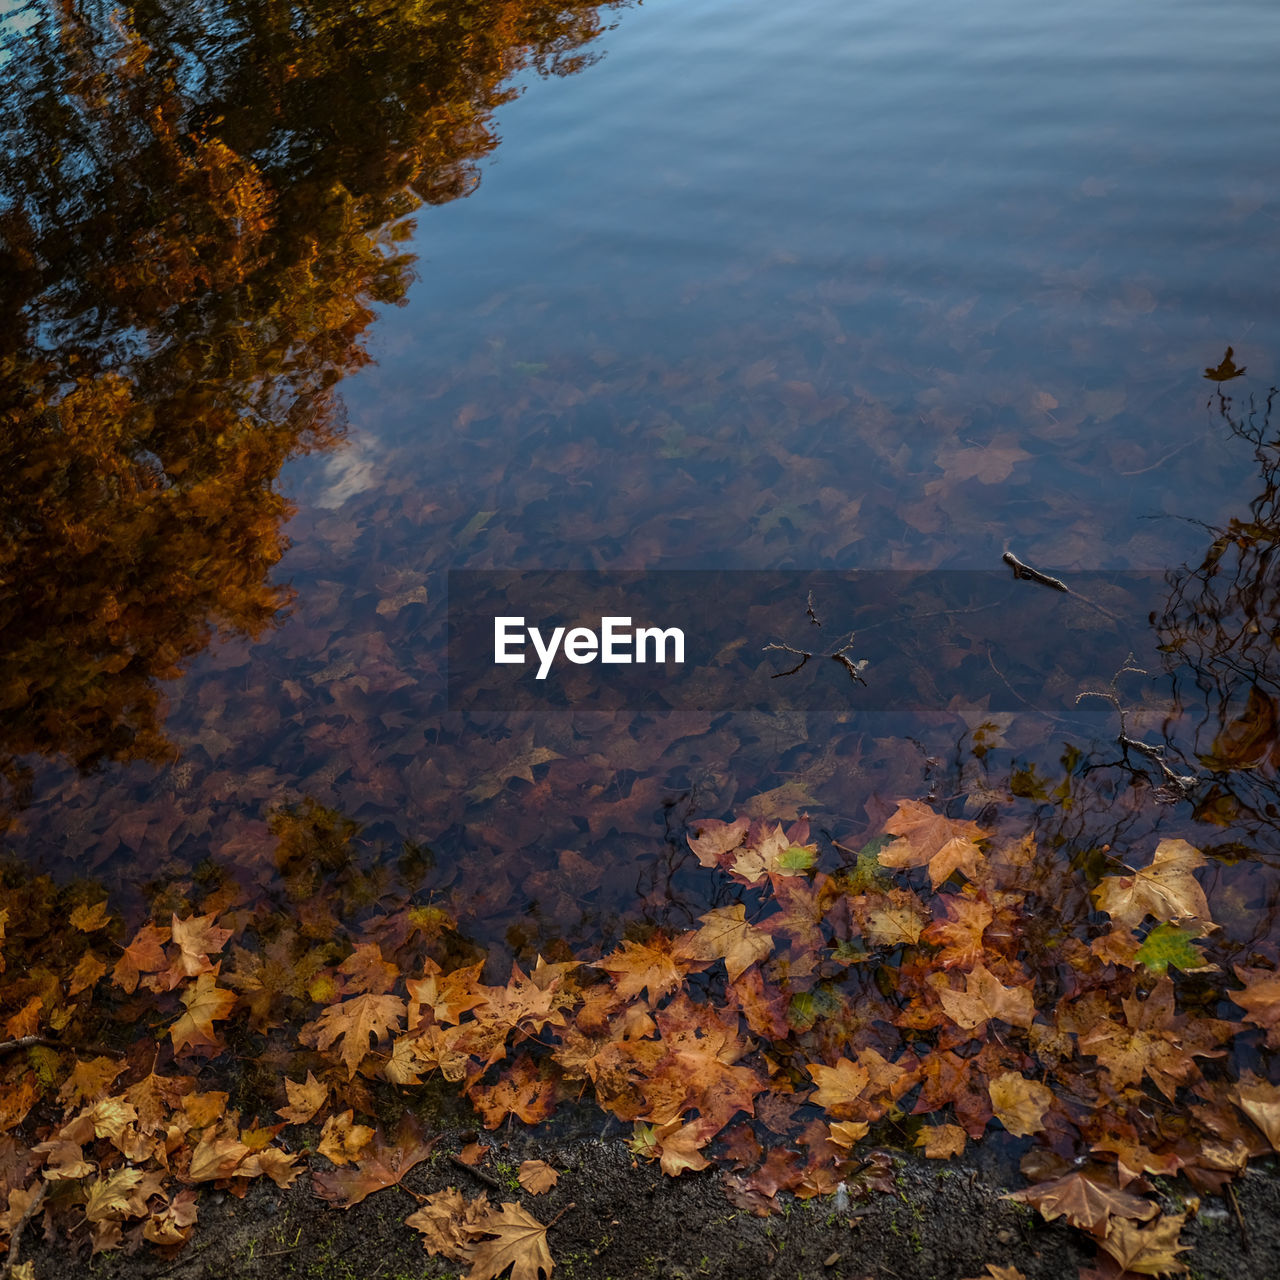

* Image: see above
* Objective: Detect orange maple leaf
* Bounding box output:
[879,799,987,887]
[301,992,406,1079]
[170,971,236,1054]
[597,936,699,1006]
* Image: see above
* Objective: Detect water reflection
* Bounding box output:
[0,0,623,812]
[1159,374,1280,832]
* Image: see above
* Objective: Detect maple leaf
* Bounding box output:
[879,799,987,887]
[934,962,1035,1032]
[4,996,40,1040]
[1231,1073,1280,1151]
[921,895,994,969]
[1079,977,1230,1100]
[596,936,698,1006]
[318,1110,375,1166]
[916,1123,966,1159]
[1230,964,1280,1047]
[338,942,399,996]
[170,912,234,979]
[301,991,406,1078]
[33,1138,95,1180]
[69,901,111,932]
[407,959,488,1029]
[1007,1171,1160,1232]
[84,1167,146,1222]
[827,1119,870,1150]
[466,734,561,802]
[407,1186,490,1263]
[68,950,107,997]
[170,971,236,1054]
[517,1159,558,1194]
[312,1119,437,1207]
[187,1132,252,1182]
[988,1072,1053,1138]
[278,1071,327,1124]
[113,923,170,994]
[56,1056,123,1109]
[470,1056,558,1128]
[675,905,772,981]
[1093,839,1213,930]
[686,818,750,868]
[467,1202,554,1280]
[806,1058,870,1118]
[726,967,789,1040]
[1135,923,1216,976]
[1098,1212,1189,1276]
[855,887,930,947]
[761,873,828,953]
[143,1190,198,1247]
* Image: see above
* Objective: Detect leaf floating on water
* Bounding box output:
[1204,346,1246,381]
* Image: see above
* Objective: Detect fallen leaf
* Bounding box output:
[467,1201,554,1280]
[517,1159,558,1194]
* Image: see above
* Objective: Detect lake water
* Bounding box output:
[4,0,1280,960]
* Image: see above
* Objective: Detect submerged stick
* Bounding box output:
[1002,550,1069,592]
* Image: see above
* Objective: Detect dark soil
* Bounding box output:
[24,1131,1280,1280]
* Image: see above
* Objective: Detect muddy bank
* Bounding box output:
[26,1135,1280,1280]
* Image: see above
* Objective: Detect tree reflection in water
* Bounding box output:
[0,0,622,811]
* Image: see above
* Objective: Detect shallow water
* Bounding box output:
[4,0,1280,961]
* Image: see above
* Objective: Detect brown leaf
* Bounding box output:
[467,1201,554,1280]
[170,971,236,1054]
[301,991,406,1079]
[988,1072,1053,1138]
[318,1110,375,1167]
[916,1123,966,1159]
[277,1071,327,1125]
[935,963,1035,1031]
[69,901,112,932]
[1007,1171,1159,1232]
[170,912,234,979]
[1093,840,1212,930]
[516,1160,559,1194]
[676,905,772,981]
[312,1120,436,1207]
[1098,1213,1188,1275]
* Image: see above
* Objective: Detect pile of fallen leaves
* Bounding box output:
[0,797,1278,1277]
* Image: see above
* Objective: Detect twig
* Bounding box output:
[546,1202,576,1231]
[763,642,812,678]
[1119,438,1196,476]
[448,1153,502,1191]
[1002,550,1068,592]
[1225,1181,1250,1251]
[806,590,822,627]
[0,1035,125,1060]
[830,639,868,686]
[2,1181,47,1277]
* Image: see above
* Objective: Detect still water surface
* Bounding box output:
[4,0,1280,958]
